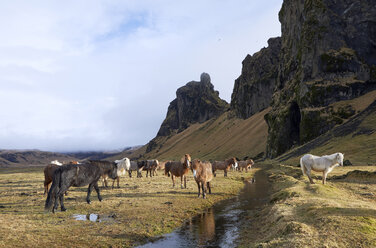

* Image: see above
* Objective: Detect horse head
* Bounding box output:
[184,154,192,168]
[109,162,119,179]
[336,153,344,166]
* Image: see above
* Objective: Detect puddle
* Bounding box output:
[73,213,116,223]
[138,169,270,248]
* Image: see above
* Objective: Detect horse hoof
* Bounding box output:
[61,207,67,212]
[87,201,91,204]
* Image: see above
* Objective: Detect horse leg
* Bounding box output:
[94,182,102,202]
[171,175,175,187]
[184,175,187,189]
[87,183,94,204]
[196,181,201,198]
[44,182,49,195]
[202,183,206,199]
[128,171,132,178]
[117,177,120,188]
[322,171,328,185]
[306,169,315,184]
[224,169,227,177]
[207,182,211,194]
[180,176,184,189]
[59,194,66,212]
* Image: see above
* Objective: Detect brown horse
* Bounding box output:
[191,159,213,198]
[164,154,191,188]
[212,157,237,177]
[145,159,159,177]
[238,159,254,172]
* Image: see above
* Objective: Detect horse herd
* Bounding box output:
[44,155,255,213]
[44,151,345,213]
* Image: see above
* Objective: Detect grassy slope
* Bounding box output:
[141,108,270,161]
[0,167,252,248]
[239,163,376,247]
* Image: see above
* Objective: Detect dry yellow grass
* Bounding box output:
[238,163,376,247]
[0,166,253,247]
[143,108,269,161]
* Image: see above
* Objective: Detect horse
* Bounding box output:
[45,161,118,213]
[157,161,168,172]
[127,161,140,178]
[212,157,238,177]
[145,159,159,177]
[164,154,191,188]
[191,159,213,198]
[137,161,147,178]
[300,152,344,184]
[101,157,130,188]
[238,159,254,172]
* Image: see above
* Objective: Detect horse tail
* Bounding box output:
[300,157,306,175]
[45,168,61,210]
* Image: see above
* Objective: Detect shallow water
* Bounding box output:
[72,213,116,222]
[138,169,270,248]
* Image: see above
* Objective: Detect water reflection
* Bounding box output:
[138,170,270,248]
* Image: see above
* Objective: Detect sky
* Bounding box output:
[0,0,283,152]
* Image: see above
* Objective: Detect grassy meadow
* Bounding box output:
[0,166,252,247]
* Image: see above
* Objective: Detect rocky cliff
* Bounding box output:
[264,0,376,158]
[231,37,281,119]
[147,73,228,152]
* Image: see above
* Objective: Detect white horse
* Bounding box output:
[102,157,130,188]
[300,152,344,184]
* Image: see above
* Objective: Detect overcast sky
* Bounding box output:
[0,0,282,152]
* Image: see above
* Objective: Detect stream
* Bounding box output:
[138,169,270,248]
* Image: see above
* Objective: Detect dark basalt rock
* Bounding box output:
[154,73,228,137]
[265,0,376,158]
[231,37,281,119]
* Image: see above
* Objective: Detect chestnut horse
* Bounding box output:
[191,159,213,198]
[164,154,191,188]
[212,157,238,177]
[238,159,254,172]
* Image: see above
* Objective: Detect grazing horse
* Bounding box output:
[145,160,159,177]
[165,154,191,188]
[101,157,130,188]
[300,153,344,184]
[212,157,238,177]
[128,161,140,178]
[191,159,213,198]
[137,161,147,178]
[45,161,118,213]
[157,161,168,172]
[238,159,254,172]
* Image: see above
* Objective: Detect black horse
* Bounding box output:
[45,161,118,213]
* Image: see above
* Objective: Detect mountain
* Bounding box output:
[146,72,229,153]
[0,150,78,168]
[265,0,376,158]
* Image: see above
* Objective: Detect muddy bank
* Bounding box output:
[138,168,271,247]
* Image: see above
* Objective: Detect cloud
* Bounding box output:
[0,0,283,151]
